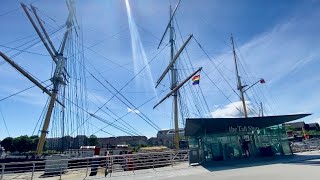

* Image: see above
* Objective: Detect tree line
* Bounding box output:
[0,135,39,153]
[0,135,99,153]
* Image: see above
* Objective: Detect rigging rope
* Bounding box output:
[202,69,244,116]
[0,106,10,137]
[0,79,51,102]
[193,36,241,100]
[92,94,159,135]
[68,43,167,132]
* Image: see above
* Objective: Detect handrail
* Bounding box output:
[0,150,189,179]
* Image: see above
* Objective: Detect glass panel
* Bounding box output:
[187,123,291,163]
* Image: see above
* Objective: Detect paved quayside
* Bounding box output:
[2,151,319,180]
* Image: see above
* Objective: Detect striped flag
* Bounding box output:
[192,75,200,85]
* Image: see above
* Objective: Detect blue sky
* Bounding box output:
[0,0,319,139]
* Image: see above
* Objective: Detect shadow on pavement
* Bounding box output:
[200,153,320,172]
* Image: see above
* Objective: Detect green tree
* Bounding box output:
[13,135,32,153]
[29,135,39,151]
[88,135,99,146]
[1,137,14,152]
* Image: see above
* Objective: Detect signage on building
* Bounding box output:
[228,126,259,133]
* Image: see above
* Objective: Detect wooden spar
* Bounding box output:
[153,67,202,109]
[0,51,64,107]
[36,91,58,154]
[155,34,193,88]
[20,3,57,64]
[30,5,58,55]
[60,13,73,55]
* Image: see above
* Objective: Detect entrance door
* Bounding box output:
[211,142,223,161]
[239,134,257,158]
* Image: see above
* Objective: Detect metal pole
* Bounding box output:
[85,159,89,178]
[152,154,155,170]
[31,163,35,180]
[1,164,4,180]
[59,167,62,180]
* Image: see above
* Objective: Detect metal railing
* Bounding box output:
[291,139,320,153]
[0,150,189,179]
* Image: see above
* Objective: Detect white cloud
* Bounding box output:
[127,107,140,114]
[210,101,255,118]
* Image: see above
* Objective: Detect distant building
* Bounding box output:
[147,128,185,148]
[46,129,188,152]
[98,136,147,147]
[285,121,308,131]
[46,135,148,151]
[157,129,185,139]
[65,146,95,158]
[307,123,320,131]
[47,135,86,151]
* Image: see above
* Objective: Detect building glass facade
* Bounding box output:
[188,125,292,162]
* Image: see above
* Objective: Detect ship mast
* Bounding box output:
[169,5,180,150]
[154,0,199,150]
[21,2,75,155]
[231,35,248,118]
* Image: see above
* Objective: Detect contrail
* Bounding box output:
[125,0,157,96]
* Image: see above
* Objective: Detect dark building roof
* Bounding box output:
[307,123,320,130]
[185,114,311,137]
[157,129,184,138]
[285,121,307,129]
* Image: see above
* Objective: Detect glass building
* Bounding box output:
[185,114,310,163]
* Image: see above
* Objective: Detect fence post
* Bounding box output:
[31,163,35,180]
[85,158,89,178]
[59,167,62,180]
[171,153,173,167]
[132,155,135,174]
[0,164,4,180]
[152,154,155,170]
